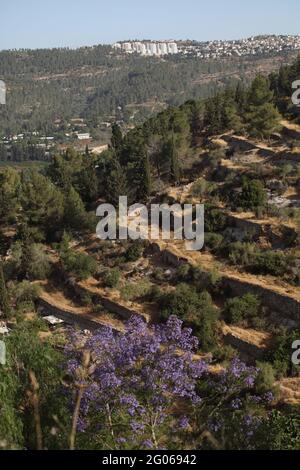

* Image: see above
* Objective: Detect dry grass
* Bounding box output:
[277,377,300,405]
[222,324,272,348]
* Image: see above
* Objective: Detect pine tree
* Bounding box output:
[235,82,247,113]
[204,95,224,135]
[63,186,88,230]
[222,91,243,133]
[106,159,128,206]
[111,123,123,150]
[246,75,281,139]
[169,133,180,183]
[0,262,10,318]
[19,222,33,279]
[135,152,151,203]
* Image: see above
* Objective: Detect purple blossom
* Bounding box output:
[249,395,262,404]
[263,391,274,403]
[178,416,190,429]
[143,440,154,449]
[231,398,242,409]
[65,315,206,447]
[130,421,145,432]
[116,437,127,444]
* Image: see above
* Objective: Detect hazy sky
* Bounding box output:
[1,0,299,50]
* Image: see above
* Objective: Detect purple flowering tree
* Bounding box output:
[65,315,207,450]
[196,358,275,449]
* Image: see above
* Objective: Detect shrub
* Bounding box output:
[64,251,97,280]
[205,207,227,232]
[120,280,151,301]
[205,232,224,252]
[159,284,219,351]
[145,285,162,302]
[125,242,144,262]
[254,251,291,276]
[267,328,300,377]
[103,268,121,288]
[256,410,300,450]
[159,283,200,320]
[10,281,40,305]
[255,362,276,394]
[238,178,267,211]
[152,267,166,282]
[58,233,97,280]
[185,291,220,352]
[224,293,260,325]
[190,178,216,200]
[176,264,191,282]
[5,241,51,280]
[228,242,258,267]
[26,243,51,280]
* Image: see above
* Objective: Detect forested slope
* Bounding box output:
[0,45,297,135]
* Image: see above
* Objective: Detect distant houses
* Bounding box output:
[76,132,90,140]
[113,35,300,60]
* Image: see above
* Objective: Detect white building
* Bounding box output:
[113,41,179,57]
[76,133,90,140]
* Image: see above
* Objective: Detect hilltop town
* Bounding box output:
[114,35,300,58]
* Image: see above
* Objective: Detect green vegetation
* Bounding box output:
[124,242,144,262]
[1,46,288,137]
[103,268,121,288]
[159,283,219,351]
[224,293,261,325]
[237,178,267,211]
[268,328,300,376]
[58,234,97,280]
[246,75,281,138]
[1,55,300,451]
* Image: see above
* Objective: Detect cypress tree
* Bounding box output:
[169,133,180,183]
[106,159,128,206]
[0,262,10,318]
[136,152,151,203]
[111,123,123,151]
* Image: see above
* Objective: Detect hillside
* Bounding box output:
[0,45,298,140]
[1,55,300,451]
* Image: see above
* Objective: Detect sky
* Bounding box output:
[0,0,299,50]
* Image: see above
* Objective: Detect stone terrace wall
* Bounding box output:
[221,135,257,152]
[272,152,300,165]
[282,126,300,141]
[151,243,300,325]
[37,298,104,331]
[65,279,143,321]
[224,277,300,324]
[223,331,267,360]
[226,215,263,237]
